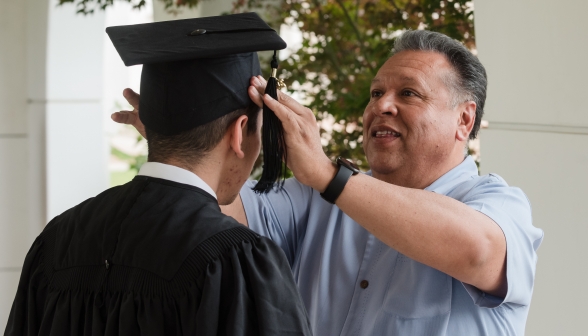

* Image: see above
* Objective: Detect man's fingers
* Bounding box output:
[248,86,264,108]
[111,111,138,125]
[256,75,267,87]
[123,88,140,110]
[262,94,297,130]
[251,75,310,118]
[276,90,312,117]
[251,75,266,96]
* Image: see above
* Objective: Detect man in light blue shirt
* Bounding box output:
[239,157,541,335]
[115,30,543,335]
[240,30,543,335]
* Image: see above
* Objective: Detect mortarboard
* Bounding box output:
[106,12,288,193]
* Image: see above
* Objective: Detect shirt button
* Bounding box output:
[360,280,369,289]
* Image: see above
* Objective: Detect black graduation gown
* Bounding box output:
[4,176,312,336]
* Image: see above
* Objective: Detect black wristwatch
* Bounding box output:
[320,157,360,204]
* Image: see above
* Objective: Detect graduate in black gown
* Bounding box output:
[5,13,312,336]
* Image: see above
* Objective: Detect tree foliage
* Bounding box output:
[63,0,475,171]
[59,0,148,14]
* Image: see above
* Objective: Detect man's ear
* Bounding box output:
[228,115,250,159]
[456,101,476,141]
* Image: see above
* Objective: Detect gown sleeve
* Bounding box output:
[194,235,312,336]
[4,237,49,336]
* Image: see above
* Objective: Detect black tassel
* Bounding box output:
[253,51,287,193]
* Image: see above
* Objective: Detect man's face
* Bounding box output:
[362,50,463,187]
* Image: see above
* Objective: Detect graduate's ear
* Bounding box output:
[228,115,250,159]
[456,100,476,141]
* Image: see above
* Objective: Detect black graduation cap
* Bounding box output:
[106,12,288,193]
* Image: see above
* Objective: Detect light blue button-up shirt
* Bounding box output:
[241,156,543,336]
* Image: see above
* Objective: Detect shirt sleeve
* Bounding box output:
[239,178,314,266]
[460,174,544,308]
[196,236,313,336]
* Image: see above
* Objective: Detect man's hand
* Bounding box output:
[248,76,335,192]
[111,88,146,139]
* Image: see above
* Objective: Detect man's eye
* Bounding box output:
[371,90,382,98]
[401,90,416,96]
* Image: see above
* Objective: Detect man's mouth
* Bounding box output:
[372,130,401,138]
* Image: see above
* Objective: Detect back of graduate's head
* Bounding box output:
[135,51,266,205]
[145,103,261,167]
[144,102,262,205]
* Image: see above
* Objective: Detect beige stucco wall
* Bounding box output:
[475,0,588,334]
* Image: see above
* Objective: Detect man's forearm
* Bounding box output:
[335,173,507,297]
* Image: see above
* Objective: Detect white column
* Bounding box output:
[475,0,588,335]
[44,1,108,220]
[27,0,50,238]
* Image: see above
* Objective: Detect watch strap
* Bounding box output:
[320,164,354,204]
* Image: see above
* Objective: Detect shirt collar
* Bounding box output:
[137,162,217,199]
[425,155,479,195]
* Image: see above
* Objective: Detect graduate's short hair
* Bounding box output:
[146,103,260,166]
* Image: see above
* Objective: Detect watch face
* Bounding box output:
[336,156,360,174]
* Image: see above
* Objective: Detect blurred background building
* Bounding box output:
[0,0,586,334]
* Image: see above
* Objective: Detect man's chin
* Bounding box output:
[367,157,402,176]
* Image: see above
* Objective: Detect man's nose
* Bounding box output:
[372,92,398,117]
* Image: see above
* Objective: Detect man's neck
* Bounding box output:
[372,152,466,190]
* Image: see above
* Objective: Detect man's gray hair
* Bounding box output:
[392,30,487,140]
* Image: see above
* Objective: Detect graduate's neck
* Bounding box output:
[158,157,219,190]
[161,152,244,206]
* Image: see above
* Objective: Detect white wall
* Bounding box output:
[475,0,588,334]
[45,1,108,220]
